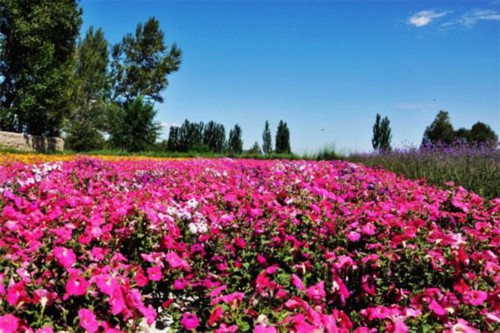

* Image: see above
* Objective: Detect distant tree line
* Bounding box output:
[164,119,291,155]
[371,111,497,152]
[422,111,498,147]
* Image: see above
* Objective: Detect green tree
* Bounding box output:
[372,113,392,152]
[422,111,455,145]
[275,120,291,154]
[262,120,272,154]
[228,124,243,154]
[203,121,226,153]
[469,122,498,145]
[167,126,181,152]
[111,17,181,104]
[247,141,262,155]
[108,97,161,152]
[65,26,110,151]
[454,127,471,144]
[0,0,82,136]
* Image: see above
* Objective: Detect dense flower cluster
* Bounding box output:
[0,158,498,332]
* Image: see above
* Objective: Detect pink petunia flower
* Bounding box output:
[109,288,125,315]
[347,231,361,242]
[291,274,305,291]
[180,312,199,330]
[445,319,479,333]
[166,252,190,270]
[6,282,27,306]
[95,274,119,295]
[254,325,276,333]
[307,281,326,302]
[65,275,88,297]
[53,247,76,268]
[147,266,162,282]
[463,290,488,306]
[0,314,19,333]
[429,300,447,316]
[79,308,99,333]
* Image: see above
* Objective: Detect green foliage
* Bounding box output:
[167,126,181,151]
[454,127,471,143]
[108,97,161,152]
[275,120,291,154]
[262,120,272,154]
[372,113,392,152]
[422,111,455,145]
[0,0,82,136]
[469,122,498,145]
[65,26,110,152]
[228,124,243,154]
[64,122,105,152]
[314,144,341,161]
[246,141,262,155]
[110,17,181,104]
[203,121,226,153]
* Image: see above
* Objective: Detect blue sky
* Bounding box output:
[80,0,500,154]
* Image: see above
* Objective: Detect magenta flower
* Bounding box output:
[36,327,54,333]
[254,325,276,333]
[463,290,488,306]
[208,306,223,326]
[166,252,189,270]
[53,247,76,268]
[291,274,305,291]
[95,274,119,295]
[6,282,26,306]
[65,275,88,297]
[347,231,361,242]
[0,314,19,333]
[429,300,446,316]
[79,308,99,333]
[307,281,326,302]
[109,288,125,315]
[180,312,199,330]
[147,266,163,281]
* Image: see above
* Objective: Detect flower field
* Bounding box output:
[0,156,499,332]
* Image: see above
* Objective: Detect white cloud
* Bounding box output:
[460,9,500,26]
[408,10,449,27]
[160,122,181,129]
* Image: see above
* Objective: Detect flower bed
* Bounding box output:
[0,158,498,332]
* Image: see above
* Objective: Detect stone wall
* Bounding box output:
[0,131,64,152]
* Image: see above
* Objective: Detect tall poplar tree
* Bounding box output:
[66,26,110,151]
[275,120,291,154]
[262,120,272,154]
[372,113,392,152]
[228,124,243,154]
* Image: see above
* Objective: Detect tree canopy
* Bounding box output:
[372,114,392,152]
[0,0,82,136]
[110,17,181,104]
[262,120,272,154]
[275,120,291,154]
